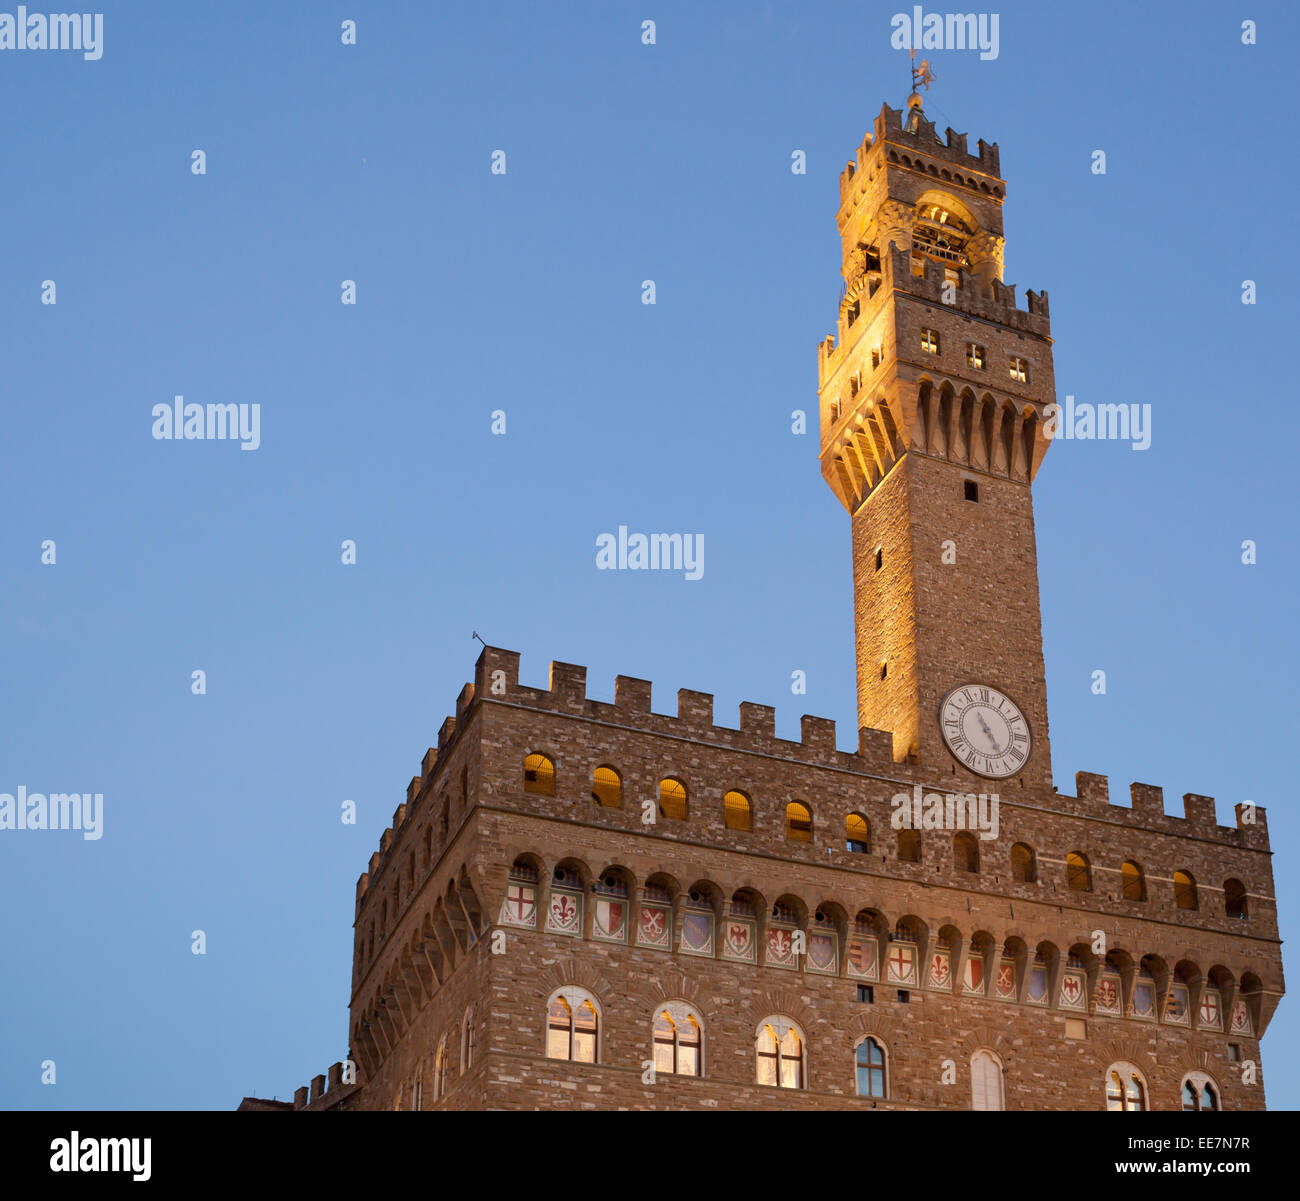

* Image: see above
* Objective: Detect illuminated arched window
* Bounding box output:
[954,831,979,873]
[723,790,752,832]
[653,1004,704,1077]
[786,801,813,843]
[1066,851,1091,892]
[756,1018,805,1089]
[546,988,600,1063]
[658,777,688,821]
[523,753,554,796]
[1121,860,1146,902]
[1224,878,1248,920]
[898,829,922,863]
[1105,1062,1147,1111]
[855,1037,887,1098]
[1173,870,1198,910]
[592,766,622,808]
[1010,843,1036,883]
[846,812,870,854]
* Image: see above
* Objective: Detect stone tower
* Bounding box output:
[251,98,1284,1117]
[818,96,1055,788]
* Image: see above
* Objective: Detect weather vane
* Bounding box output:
[909,48,936,97]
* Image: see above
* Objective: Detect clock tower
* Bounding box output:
[818,95,1056,788]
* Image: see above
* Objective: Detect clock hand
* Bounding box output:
[975,712,1001,754]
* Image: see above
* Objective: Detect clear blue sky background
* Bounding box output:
[2,0,1295,1109]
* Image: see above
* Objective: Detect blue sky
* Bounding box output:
[1,0,1295,1109]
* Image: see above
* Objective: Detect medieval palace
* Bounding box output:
[244,97,1284,1112]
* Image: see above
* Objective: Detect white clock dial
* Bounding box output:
[939,684,1031,779]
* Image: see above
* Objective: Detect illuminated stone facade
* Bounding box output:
[266,101,1283,1114]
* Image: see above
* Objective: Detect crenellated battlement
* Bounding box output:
[292,1060,362,1112]
[354,646,1272,913]
[840,103,1002,206]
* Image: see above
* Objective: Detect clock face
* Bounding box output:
[938,684,1031,779]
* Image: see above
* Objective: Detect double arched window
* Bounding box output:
[1181,1072,1220,1111]
[1121,861,1146,902]
[897,829,922,863]
[756,1017,805,1089]
[1009,843,1036,883]
[652,1003,704,1077]
[1173,870,1197,910]
[1105,1062,1147,1111]
[546,988,600,1063]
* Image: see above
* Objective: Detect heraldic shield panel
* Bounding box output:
[845,937,878,980]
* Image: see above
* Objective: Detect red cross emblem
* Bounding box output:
[506,884,534,921]
[1200,993,1219,1026]
[889,945,913,980]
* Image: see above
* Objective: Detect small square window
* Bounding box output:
[1009,356,1029,383]
[880,662,888,681]
[875,547,883,572]
[921,329,940,355]
[964,480,979,502]
[1227,1043,1242,1062]
[871,349,881,369]
[1064,1018,1087,1040]
[966,342,985,370]
[857,985,874,1004]
[897,990,910,1003]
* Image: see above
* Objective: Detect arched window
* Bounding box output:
[1009,843,1036,883]
[756,1018,805,1089]
[658,777,688,821]
[1121,860,1146,902]
[1181,1072,1220,1111]
[971,1049,1004,1110]
[954,831,979,873]
[723,790,752,832]
[434,1035,448,1099]
[652,1004,704,1077]
[855,1037,887,1098]
[1224,878,1248,920]
[546,988,600,1063]
[786,801,813,843]
[1173,870,1198,910]
[846,812,870,853]
[1066,851,1091,891]
[898,829,922,863]
[461,1004,476,1071]
[523,753,554,796]
[591,766,621,808]
[1105,1062,1147,1111]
